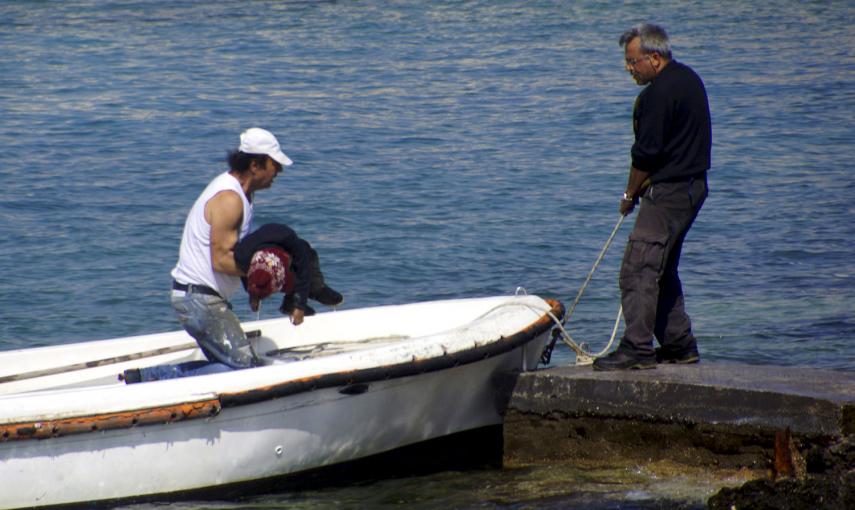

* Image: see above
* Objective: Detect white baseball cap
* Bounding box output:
[239,127,293,166]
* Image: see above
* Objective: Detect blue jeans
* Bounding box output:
[139,290,258,382]
[138,359,233,381]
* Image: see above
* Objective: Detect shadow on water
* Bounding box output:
[115,425,709,510]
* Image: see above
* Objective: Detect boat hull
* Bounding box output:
[0,295,561,508]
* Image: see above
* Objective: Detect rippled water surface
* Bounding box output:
[1,0,853,507]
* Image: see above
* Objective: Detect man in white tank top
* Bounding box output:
[130,128,294,383]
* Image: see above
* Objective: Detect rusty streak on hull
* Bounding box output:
[1,399,221,442]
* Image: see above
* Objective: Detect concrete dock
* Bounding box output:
[502,362,855,508]
[508,362,853,437]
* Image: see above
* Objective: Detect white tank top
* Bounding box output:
[171,172,253,299]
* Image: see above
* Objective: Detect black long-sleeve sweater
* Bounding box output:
[631,60,712,183]
[233,223,311,310]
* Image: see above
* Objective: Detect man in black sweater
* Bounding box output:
[594,23,711,371]
[234,223,343,323]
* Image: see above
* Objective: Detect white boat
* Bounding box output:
[0,294,563,509]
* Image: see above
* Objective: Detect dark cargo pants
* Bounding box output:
[618,175,708,359]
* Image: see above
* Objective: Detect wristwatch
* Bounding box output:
[622,192,634,201]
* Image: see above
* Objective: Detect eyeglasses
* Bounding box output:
[625,55,650,67]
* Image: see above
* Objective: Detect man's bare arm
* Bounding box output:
[206,190,245,276]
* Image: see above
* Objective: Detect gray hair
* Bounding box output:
[619,23,672,60]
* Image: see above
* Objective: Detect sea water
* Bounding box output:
[1,1,852,508]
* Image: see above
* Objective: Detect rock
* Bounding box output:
[708,435,855,510]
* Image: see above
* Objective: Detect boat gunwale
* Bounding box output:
[220,298,563,408]
[0,298,564,443]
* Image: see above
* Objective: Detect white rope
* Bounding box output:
[255,297,615,366]
[542,215,628,365]
[297,214,632,366]
[261,299,556,360]
[546,305,622,364]
[564,215,626,323]
[418,298,622,366]
[254,210,627,366]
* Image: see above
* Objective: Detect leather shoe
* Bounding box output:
[592,350,656,371]
[119,368,142,384]
[310,286,343,306]
[655,345,700,364]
